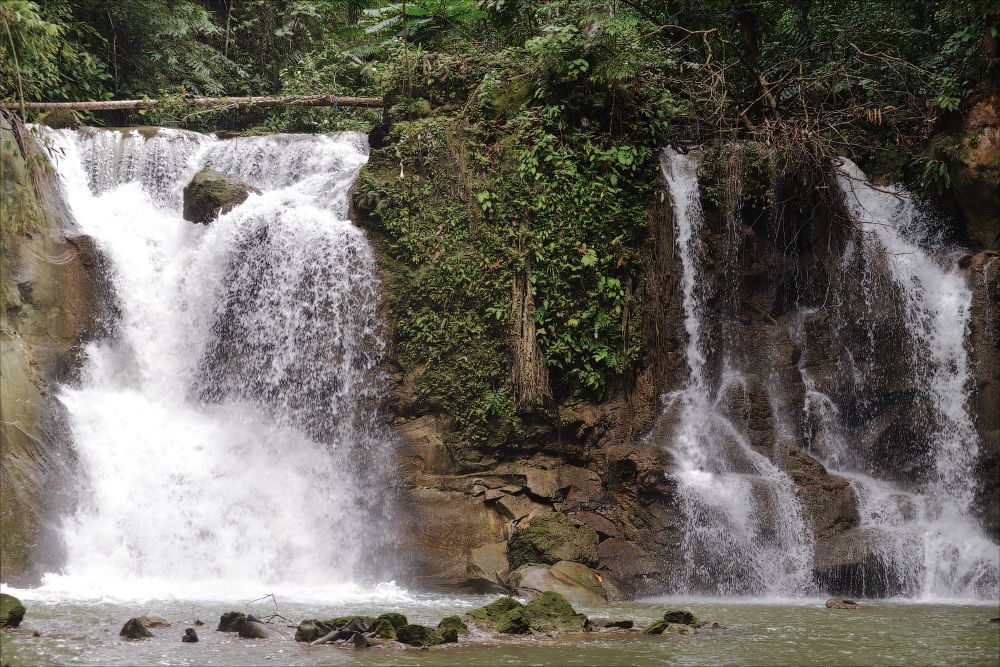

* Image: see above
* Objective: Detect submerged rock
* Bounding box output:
[296,615,377,642]
[238,615,270,639]
[120,618,153,639]
[182,167,259,224]
[217,611,246,632]
[825,597,860,609]
[507,513,599,571]
[0,594,25,628]
[592,618,634,629]
[182,628,199,643]
[395,624,446,646]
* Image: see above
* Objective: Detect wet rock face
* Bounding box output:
[182,167,258,224]
[507,513,598,571]
[1,112,108,585]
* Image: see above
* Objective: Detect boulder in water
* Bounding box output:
[182,628,199,643]
[217,611,246,632]
[395,624,446,646]
[825,597,860,609]
[238,615,270,639]
[506,513,599,571]
[436,615,468,642]
[464,596,524,629]
[523,591,589,632]
[662,609,696,625]
[592,618,634,629]
[0,594,25,628]
[182,168,259,224]
[495,608,531,634]
[120,618,154,639]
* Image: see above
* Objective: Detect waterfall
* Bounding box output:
[36,128,399,602]
[821,158,999,600]
[657,148,814,597]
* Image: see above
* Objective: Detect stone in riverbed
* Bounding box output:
[465,596,524,628]
[662,609,696,625]
[182,168,260,224]
[0,594,25,628]
[825,597,859,609]
[436,614,468,642]
[523,591,589,632]
[182,628,199,643]
[238,615,270,639]
[217,611,246,632]
[120,618,154,639]
[496,608,531,634]
[395,624,446,646]
[592,619,634,629]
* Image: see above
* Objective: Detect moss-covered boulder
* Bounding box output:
[496,607,531,634]
[436,615,468,642]
[642,619,670,635]
[395,624,446,646]
[0,594,25,628]
[507,513,599,571]
[523,592,589,632]
[182,167,258,224]
[465,596,525,628]
[372,612,408,629]
[370,618,397,639]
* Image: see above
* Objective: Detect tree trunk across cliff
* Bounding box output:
[0,94,382,112]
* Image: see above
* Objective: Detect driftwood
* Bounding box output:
[1,94,382,112]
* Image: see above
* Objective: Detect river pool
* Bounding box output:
[1,593,997,666]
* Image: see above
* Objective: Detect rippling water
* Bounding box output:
[1,596,997,666]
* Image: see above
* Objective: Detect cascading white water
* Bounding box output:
[823,158,999,600]
[32,127,401,602]
[658,148,814,596]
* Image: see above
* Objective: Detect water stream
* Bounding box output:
[24,127,398,603]
[656,148,815,597]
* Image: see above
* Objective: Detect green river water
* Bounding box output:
[1,595,997,666]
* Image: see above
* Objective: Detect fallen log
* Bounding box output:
[0,94,383,112]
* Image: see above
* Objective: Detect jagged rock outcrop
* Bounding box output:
[0,111,106,584]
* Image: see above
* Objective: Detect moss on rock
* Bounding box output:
[182,167,258,224]
[0,594,25,628]
[396,624,446,646]
[465,596,525,627]
[523,591,589,632]
[496,607,531,634]
[507,513,599,571]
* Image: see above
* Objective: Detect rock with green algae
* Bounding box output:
[217,612,246,632]
[496,607,531,634]
[1,594,25,628]
[436,615,468,642]
[464,596,524,628]
[506,513,599,571]
[373,612,408,629]
[369,618,397,639]
[182,167,259,224]
[643,609,700,636]
[395,624,446,647]
[523,592,589,632]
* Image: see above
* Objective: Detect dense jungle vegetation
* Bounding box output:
[2,0,997,448]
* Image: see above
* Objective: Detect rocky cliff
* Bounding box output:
[0,112,105,584]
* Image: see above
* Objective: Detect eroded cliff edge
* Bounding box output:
[0,112,105,584]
